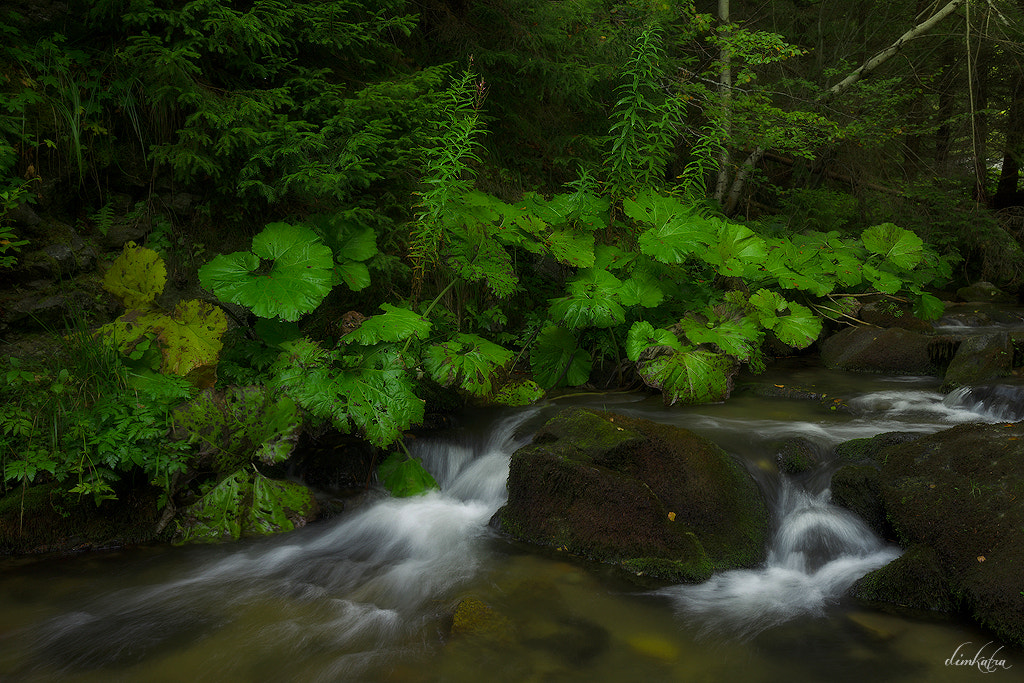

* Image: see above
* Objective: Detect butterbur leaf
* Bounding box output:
[491,379,545,405]
[103,242,166,309]
[550,268,625,329]
[531,325,592,389]
[175,469,317,544]
[862,263,902,294]
[861,223,923,270]
[678,316,762,362]
[378,452,439,497]
[334,223,378,262]
[547,230,595,267]
[342,303,431,344]
[625,321,683,362]
[618,274,664,308]
[703,222,768,276]
[637,214,714,264]
[447,234,518,297]
[198,222,334,321]
[334,261,371,291]
[748,290,822,348]
[912,292,944,321]
[425,333,513,397]
[637,349,736,405]
[101,299,227,377]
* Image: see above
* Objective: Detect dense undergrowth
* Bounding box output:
[0,0,1003,542]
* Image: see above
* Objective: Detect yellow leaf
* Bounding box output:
[667,511,676,522]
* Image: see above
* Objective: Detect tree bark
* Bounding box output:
[713,0,732,203]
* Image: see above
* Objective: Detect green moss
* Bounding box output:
[0,482,163,554]
[451,596,514,641]
[851,544,957,613]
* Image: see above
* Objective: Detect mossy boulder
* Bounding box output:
[876,422,1024,646]
[850,544,958,613]
[492,408,769,583]
[773,437,828,475]
[956,281,1016,304]
[0,482,165,555]
[940,331,1014,391]
[830,464,891,540]
[820,327,951,375]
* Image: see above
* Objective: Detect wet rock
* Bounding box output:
[820,326,952,375]
[956,281,1016,304]
[833,431,923,464]
[830,464,891,539]
[940,331,1014,391]
[774,437,828,475]
[492,408,769,583]
[858,300,932,331]
[875,422,1024,646]
[850,544,958,613]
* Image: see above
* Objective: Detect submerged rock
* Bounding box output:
[492,408,769,583]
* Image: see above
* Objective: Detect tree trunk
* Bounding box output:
[994,76,1024,208]
[723,0,968,215]
[713,0,732,203]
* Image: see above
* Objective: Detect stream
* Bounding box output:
[1,361,1022,682]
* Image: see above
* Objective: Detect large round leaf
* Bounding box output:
[199,222,334,321]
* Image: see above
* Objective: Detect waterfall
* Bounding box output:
[660,479,900,640]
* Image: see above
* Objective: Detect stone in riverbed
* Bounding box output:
[492,408,769,583]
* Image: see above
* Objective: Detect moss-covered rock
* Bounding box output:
[833,431,922,465]
[877,422,1024,646]
[850,544,958,613]
[450,596,514,642]
[0,482,165,555]
[940,331,1014,391]
[820,327,952,375]
[830,464,892,539]
[774,437,827,475]
[492,408,769,582]
[956,281,1016,304]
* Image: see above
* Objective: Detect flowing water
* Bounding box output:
[1,363,1022,682]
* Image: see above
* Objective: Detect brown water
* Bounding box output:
[1,365,1021,683]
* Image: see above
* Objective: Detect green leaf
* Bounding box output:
[491,379,546,406]
[618,274,664,308]
[748,289,822,348]
[198,222,334,321]
[625,321,684,362]
[703,221,768,276]
[861,223,923,270]
[862,263,903,294]
[677,316,762,361]
[272,340,424,449]
[547,230,595,267]
[425,333,513,397]
[912,293,944,321]
[175,469,317,544]
[549,268,626,329]
[334,224,378,262]
[446,233,518,297]
[637,349,736,405]
[342,303,432,344]
[378,452,440,497]
[103,242,167,309]
[531,325,592,389]
[101,299,227,377]
[335,260,371,291]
